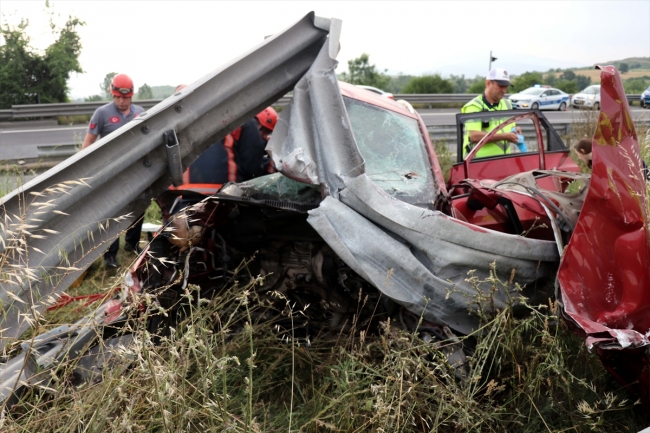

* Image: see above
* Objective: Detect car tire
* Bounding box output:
[531,102,539,110]
[593,102,600,111]
[558,102,567,111]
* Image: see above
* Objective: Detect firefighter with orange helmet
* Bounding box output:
[83,73,145,268]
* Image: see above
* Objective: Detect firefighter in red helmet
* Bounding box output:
[255,107,278,142]
[82,73,145,268]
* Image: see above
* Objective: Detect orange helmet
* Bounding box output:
[110,74,134,97]
[255,107,278,131]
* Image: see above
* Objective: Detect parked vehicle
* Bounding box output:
[571,84,601,109]
[508,85,570,111]
[641,85,650,108]
[355,84,394,99]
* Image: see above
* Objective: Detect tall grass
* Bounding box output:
[1,260,647,432]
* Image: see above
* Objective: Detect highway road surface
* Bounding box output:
[1,125,86,160]
[2,107,649,161]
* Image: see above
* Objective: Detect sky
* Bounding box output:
[1,1,649,99]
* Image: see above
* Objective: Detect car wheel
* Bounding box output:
[593,102,600,111]
[531,102,539,110]
[558,102,567,111]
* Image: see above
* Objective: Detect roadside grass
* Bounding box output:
[57,114,91,125]
[1,266,647,432]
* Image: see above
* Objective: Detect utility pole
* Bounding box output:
[489,51,497,71]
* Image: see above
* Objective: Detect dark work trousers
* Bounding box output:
[104,213,144,259]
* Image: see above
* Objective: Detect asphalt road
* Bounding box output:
[2,107,649,161]
[1,125,86,160]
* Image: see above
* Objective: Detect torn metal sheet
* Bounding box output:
[308,174,559,335]
[558,66,650,406]
[267,18,365,198]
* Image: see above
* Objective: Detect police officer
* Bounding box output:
[82,73,145,268]
[461,68,520,158]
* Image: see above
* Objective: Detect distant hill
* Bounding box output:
[151,85,175,99]
[574,57,650,71]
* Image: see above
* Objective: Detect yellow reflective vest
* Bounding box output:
[461,95,514,158]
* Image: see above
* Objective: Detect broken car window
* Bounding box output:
[343,97,437,206]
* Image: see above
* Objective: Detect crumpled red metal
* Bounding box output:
[558,65,650,407]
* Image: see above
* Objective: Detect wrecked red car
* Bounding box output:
[1,13,647,414]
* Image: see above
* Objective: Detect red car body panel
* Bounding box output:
[558,66,650,405]
[450,151,578,187]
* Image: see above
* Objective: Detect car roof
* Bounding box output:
[520,86,564,93]
[339,81,415,119]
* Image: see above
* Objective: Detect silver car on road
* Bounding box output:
[571,85,601,110]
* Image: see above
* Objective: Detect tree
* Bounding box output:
[560,70,576,81]
[544,73,558,87]
[623,76,650,93]
[384,74,415,94]
[339,53,390,89]
[555,79,578,94]
[448,74,468,93]
[101,72,118,99]
[0,12,84,109]
[84,94,103,102]
[401,74,453,94]
[466,80,485,94]
[511,72,545,93]
[136,83,153,100]
[619,62,629,74]
[575,74,591,91]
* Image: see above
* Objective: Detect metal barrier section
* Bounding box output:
[3,94,642,118]
[0,12,331,350]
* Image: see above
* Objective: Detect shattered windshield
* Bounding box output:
[343,97,438,206]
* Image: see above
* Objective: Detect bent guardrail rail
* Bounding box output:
[0,12,334,351]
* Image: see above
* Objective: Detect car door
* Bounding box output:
[450,109,579,186]
[538,90,550,109]
[547,90,560,109]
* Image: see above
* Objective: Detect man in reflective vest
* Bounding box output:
[461,68,519,158]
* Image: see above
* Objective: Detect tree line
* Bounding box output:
[337,53,650,95]
[1,11,649,110]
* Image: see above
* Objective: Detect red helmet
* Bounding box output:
[110,74,134,97]
[255,107,278,131]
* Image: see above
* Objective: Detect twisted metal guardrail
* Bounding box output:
[1,93,642,120]
[0,11,334,351]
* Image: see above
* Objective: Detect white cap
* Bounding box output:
[487,68,512,86]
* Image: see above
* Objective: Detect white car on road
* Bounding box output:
[571,85,601,110]
[508,86,570,111]
[356,85,394,99]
